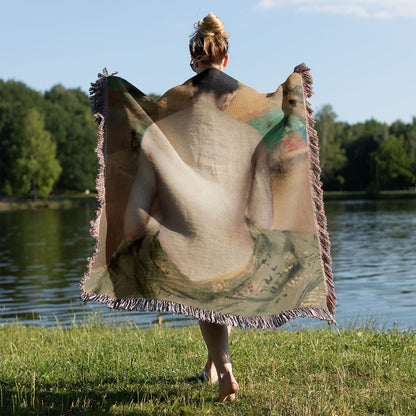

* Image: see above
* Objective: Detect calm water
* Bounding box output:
[0,199,415,330]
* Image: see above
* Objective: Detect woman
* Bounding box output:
[82,11,336,405]
[124,12,264,402]
[188,13,243,402]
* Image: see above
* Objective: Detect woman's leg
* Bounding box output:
[199,321,239,402]
[200,353,218,383]
[200,325,232,384]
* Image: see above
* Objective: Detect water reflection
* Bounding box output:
[0,206,193,327]
[0,199,415,329]
[325,199,416,329]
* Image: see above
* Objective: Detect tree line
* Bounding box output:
[315,105,415,191]
[0,80,415,197]
[0,80,97,198]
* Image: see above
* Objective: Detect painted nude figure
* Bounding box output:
[123,13,272,402]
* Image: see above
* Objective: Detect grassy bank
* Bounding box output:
[0,322,414,415]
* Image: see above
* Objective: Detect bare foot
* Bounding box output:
[199,358,218,384]
[215,372,239,403]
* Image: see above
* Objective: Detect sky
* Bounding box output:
[1,0,415,124]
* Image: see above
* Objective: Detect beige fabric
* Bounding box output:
[81,66,336,327]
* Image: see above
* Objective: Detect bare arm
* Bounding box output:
[247,141,273,229]
[123,148,157,240]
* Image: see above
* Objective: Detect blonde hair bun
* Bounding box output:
[189,13,229,65]
[197,12,228,38]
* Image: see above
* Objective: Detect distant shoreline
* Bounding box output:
[323,190,416,201]
[0,190,415,211]
[0,194,97,211]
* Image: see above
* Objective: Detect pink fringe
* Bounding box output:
[294,63,336,314]
[80,65,337,327]
[79,69,111,290]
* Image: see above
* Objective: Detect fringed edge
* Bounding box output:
[294,63,336,315]
[80,66,337,329]
[79,69,115,292]
[80,290,337,329]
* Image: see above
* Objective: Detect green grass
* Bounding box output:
[0,320,415,415]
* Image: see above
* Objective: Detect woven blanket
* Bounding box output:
[80,64,336,328]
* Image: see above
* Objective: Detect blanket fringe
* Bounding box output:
[81,290,337,329]
[294,63,336,315]
[79,69,112,291]
[80,65,337,328]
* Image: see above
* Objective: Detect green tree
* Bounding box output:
[0,80,45,194]
[147,93,161,101]
[44,85,97,191]
[0,102,19,194]
[10,108,61,197]
[342,119,387,191]
[389,118,416,181]
[376,135,415,189]
[0,79,44,109]
[314,105,347,188]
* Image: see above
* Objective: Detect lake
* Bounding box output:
[0,198,415,330]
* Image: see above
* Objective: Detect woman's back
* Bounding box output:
[141,93,263,281]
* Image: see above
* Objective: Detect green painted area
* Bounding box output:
[249,111,307,149]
